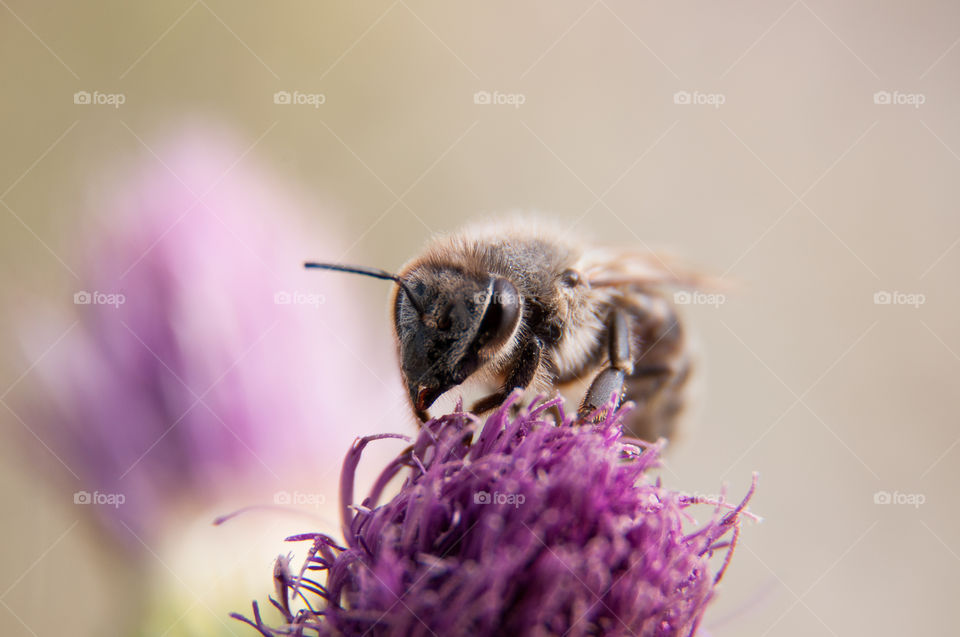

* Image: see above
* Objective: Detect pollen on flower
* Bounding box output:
[234,394,757,637]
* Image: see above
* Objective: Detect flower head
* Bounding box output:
[236,394,756,636]
[18,129,378,541]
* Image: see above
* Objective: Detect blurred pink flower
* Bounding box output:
[19,128,394,540]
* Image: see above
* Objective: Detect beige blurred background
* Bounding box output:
[1,1,958,635]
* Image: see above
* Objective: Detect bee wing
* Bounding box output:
[578,248,718,290]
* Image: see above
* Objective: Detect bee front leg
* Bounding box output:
[579,309,632,420]
[470,337,543,414]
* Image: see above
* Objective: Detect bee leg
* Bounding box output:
[579,309,632,420]
[470,337,543,414]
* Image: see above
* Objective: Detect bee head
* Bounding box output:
[304,260,521,415]
[394,266,521,412]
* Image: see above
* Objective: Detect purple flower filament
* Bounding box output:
[236,394,756,637]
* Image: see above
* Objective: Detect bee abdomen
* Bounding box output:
[620,294,691,441]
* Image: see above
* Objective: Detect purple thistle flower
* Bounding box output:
[236,394,756,636]
[17,129,383,541]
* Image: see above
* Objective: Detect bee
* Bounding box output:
[306,220,704,440]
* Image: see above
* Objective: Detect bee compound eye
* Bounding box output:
[476,277,520,349]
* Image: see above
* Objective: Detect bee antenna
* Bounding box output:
[304,262,426,317]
